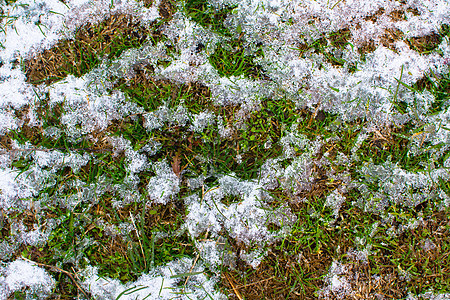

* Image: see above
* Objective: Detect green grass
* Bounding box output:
[209,40,265,78]
[2,2,450,300]
[184,0,236,36]
[296,28,354,69]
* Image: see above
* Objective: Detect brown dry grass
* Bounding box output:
[380,28,404,52]
[159,0,178,21]
[407,32,442,53]
[364,8,385,23]
[222,248,333,300]
[24,14,159,85]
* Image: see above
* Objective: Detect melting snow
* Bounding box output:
[0,259,55,300]
[0,0,449,298]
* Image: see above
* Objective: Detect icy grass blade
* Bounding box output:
[115,285,149,300]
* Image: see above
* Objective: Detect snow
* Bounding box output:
[0,259,55,300]
[0,168,34,211]
[0,0,449,298]
[80,258,226,300]
[317,261,353,299]
[147,160,180,204]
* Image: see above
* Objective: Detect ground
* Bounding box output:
[0,0,449,299]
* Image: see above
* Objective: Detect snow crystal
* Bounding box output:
[0,241,17,262]
[49,74,141,139]
[239,248,267,269]
[82,258,226,300]
[411,291,450,300]
[185,175,296,247]
[421,238,437,252]
[32,150,90,172]
[195,239,236,270]
[317,261,353,299]
[356,159,450,213]
[0,169,34,212]
[190,111,215,132]
[346,248,370,264]
[0,259,55,300]
[324,189,346,217]
[10,222,51,247]
[125,148,148,174]
[147,160,180,204]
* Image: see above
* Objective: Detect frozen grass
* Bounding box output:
[0,0,450,299]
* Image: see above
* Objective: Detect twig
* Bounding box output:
[307,102,321,128]
[21,257,92,299]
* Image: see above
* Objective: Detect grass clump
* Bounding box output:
[24,14,162,85]
[209,40,266,78]
[112,64,299,180]
[297,28,353,68]
[406,24,447,54]
[414,71,450,115]
[115,70,212,113]
[109,97,297,181]
[220,190,450,299]
[220,195,354,299]
[18,196,193,285]
[8,124,95,153]
[184,0,236,36]
[125,203,194,276]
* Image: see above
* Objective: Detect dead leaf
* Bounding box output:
[172,151,181,177]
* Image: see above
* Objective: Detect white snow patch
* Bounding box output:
[81,258,226,300]
[0,259,55,300]
[147,160,180,204]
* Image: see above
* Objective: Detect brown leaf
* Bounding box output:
[172,151,181,178]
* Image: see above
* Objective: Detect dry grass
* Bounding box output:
[24,14,160,85]
[2,1,449,299]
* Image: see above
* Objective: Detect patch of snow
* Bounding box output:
[325,189,346,217]
[0,259,55,300]
[81,258,226,300]
[185,175,296,247]
[191,111,215,132]
[0,168,34,212]
[317,261,353,299]
[421,238,437,252]
[147,160,180,204]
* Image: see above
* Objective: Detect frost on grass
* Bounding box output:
[10,221,52,247]
[81,258,226,300]
[317,259,381,300]
[0,67,34,133]
[355,159,450,213]
[0,259,55,300]
[185,175,296,254]
[49,74,142,140]
[147,160,180,204]
[324,189,346,218]
[407,292,450,300]
[195,239,236,270]
[317,261,353,300]
[0,169,34,212]
[143,104,190,131]
[32,150,90,172]
[1,0,450,297]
